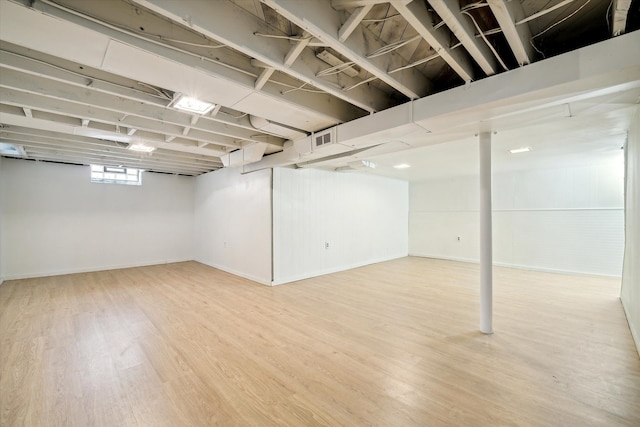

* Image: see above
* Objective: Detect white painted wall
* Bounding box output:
[194,167,272,285]
[1,159,194,279]
[410,160,625,276]
[622,106,640,356]
[273,168,408,285]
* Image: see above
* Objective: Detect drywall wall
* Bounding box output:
[194,167,271,285]
[273,168,408,285]
[410,160,625,276]
[1,159,194,279]
[621,106,640,356]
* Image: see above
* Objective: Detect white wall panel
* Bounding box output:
[1,159,194,279]
[410,160,625,276]
[621,106,640,356]
[194,167,271,285]
[273,168,408,285]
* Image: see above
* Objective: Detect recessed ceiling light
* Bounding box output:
[361,160,376,169]
[129,144,156,153]
[509,147,531,154]
[171,94,215,115]
[393,163,411,169]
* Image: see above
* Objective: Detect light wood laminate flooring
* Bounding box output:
[1,257,639,426]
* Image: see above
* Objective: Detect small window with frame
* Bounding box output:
[91,164,142,185]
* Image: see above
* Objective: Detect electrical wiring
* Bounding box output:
[529,0,592,58]
[343,76,378,92]
[254,32,313,42]
[316,62,357,77]
[461,11,508,71]
[389,53,440,74]
[531,0,592,39]
[366,34,421,58]
[362,14,400,23]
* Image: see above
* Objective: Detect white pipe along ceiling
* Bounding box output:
[0,0,638,176]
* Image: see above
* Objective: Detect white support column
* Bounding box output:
[479,131,493,334]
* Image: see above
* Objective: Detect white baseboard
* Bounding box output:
[194,258,271,286]
[272,253,407,286]
[408,253,621,278]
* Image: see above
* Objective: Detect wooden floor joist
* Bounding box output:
[1,257,639,426]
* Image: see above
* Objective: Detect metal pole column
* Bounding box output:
[479,132,493,334]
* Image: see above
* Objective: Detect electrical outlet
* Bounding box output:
[457,236,461,242]
[325,242,330,249]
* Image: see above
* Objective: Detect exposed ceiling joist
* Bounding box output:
[487,0,534,66]
[4,0,359,129]
[0,67,286,148]
[390,0,474,82]
[132,0,390,113]
[339,5,374,42]
[262,0,432,100]
[1,126,223,165]
[0,106,228,158]
[0,50,280,137]
[427,0,498,75]
[612,0,633,36]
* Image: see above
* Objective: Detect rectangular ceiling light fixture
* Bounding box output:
[128,144,156,153]
[171,94,216,115]
[509,147,531,154]
[0,142,26,156]
[393,163,411,169]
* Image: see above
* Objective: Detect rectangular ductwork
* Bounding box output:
[220,142,267,167]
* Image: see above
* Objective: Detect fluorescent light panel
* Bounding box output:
[172,94,215,115]
[129,144,156,153]
[393,163,411,169]
[509,147,531,154]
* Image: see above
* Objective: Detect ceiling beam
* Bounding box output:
[612,0,633,36]
[0,107,229,158]
[389,0,474,82]
[131,0,390,112]
[3,0,363,128]
[1,126,223,165]
[5,141,217,174]
[262,0,431,100]
[339,5,374,42]
[487,0,533,66]
[0,68,288,147]
[0,85,243,149]
[427,0,497,75]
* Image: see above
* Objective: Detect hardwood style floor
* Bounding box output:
[1,257,639,426]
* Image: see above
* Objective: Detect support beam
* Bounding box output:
[262,0,432,99]
[132,0,390,112]
[339,5,373,42]
[612,0,633,36]
[428,0,497,75]
[390,0,475,82]
[22,107,32,118]
[487,0,534,66]
[479,131,493,335]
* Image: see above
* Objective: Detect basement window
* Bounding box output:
[90,164,142,185]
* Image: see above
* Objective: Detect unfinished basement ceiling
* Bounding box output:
[0,0,638,176]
